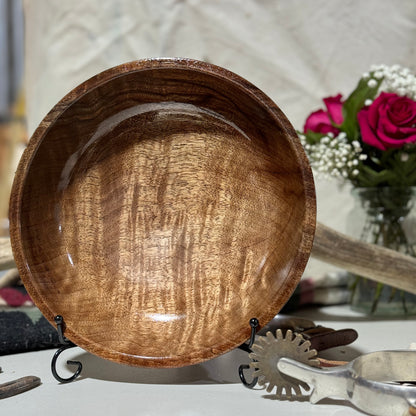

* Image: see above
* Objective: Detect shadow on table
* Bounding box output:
[316,398,364,414]
[58,343,363,388]
[59,346,250,385]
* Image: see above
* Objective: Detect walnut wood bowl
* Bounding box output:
[9,58,316,367]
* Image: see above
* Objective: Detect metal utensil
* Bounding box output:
[248,329,320,399]
[278,350,416,416]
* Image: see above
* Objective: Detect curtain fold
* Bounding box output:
[0,0,24,119]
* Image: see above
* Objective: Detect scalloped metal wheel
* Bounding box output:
[249,329,320,399]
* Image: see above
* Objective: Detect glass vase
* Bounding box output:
[349,187,416,315]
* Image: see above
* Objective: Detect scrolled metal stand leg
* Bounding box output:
[51,315,83,383]
[238,318,259,389]
[239,364,258,389]
[51,344,82,383]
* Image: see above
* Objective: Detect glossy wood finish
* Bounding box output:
[4,222,416,293]
[9,58,316,367]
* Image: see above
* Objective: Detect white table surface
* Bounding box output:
[1,305,415,416]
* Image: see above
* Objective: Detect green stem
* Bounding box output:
[371,282,384,314]
[349,274,360,303]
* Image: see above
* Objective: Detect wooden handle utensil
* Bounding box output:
[0,376,41,399]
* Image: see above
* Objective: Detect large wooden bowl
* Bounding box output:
[9,58,315,367]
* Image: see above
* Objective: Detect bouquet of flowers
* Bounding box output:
[299,64,416,188]
[299,64,416,314]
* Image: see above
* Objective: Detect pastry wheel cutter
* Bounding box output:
[278,349,416,416]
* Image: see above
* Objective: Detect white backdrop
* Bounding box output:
[23,0,416,275]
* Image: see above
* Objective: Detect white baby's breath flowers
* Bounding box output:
[301,64,415,185]
[401,153,410,162]
[366,64,416,100]
[373,71,384,80]
[299,133,367,182]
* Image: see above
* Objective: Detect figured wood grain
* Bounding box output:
[4,221,416,293]
[9,59,316,368]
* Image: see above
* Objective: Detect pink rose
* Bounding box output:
[304,94,344,135]
[357,92,416,150]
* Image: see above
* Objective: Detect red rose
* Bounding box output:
[304,94,344,135]
[357,92,416,150]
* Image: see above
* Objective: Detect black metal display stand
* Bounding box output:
[51,316,82,383]
[51,315,259,386]
[237,318,259,388]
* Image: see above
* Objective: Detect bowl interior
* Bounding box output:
[10,60,315,367]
